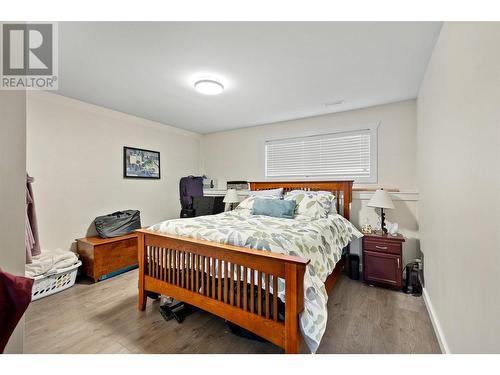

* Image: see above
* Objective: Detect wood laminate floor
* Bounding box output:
[24,270,440,354]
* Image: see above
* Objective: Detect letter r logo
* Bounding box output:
[2,24,53,76]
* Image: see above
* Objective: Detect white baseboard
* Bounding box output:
[422,287,450,354]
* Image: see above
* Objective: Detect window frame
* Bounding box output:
[263,123,379,183]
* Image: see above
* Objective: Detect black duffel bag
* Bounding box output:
[94,210,141,238]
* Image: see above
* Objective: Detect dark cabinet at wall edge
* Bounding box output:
[179,196,225,218]
[192,196,225,217]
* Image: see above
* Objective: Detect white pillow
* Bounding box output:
[248,188,283,198]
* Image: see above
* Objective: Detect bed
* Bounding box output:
[136,181,360,353]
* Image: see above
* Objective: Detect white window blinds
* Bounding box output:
[265,129,374,181]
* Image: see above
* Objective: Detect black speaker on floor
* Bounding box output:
[348,254,360,280]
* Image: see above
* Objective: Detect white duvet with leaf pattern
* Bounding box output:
[149,210,362,353]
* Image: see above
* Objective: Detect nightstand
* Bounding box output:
[362,233,405,289]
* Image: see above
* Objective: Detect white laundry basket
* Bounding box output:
[31,261,82,301]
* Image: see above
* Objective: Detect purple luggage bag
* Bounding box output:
[179,176,203,217]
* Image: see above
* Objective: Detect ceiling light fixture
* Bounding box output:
[194,79,224,95]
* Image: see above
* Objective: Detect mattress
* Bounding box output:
[149,210,362,353]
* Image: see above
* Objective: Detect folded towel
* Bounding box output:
[25,249,78,278]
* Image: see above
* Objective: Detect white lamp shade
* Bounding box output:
[367,189,395,209]
[223,189,239,204]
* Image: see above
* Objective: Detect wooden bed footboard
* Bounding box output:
[136,229,310,354]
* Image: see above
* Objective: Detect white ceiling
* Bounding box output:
[57,22,442,134]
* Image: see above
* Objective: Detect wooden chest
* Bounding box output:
[76,233,138,282]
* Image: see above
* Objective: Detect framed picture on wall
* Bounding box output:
[123,146,160,179]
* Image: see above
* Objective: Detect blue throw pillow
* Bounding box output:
[252,198,296,219]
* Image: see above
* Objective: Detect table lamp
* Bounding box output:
[367,188,394,235]
[223,189,239,211]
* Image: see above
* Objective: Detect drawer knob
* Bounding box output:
[375,245,388,250]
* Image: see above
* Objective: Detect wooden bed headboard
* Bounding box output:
[249,181,353,220]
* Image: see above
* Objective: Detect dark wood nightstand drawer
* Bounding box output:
[363,239,402,255]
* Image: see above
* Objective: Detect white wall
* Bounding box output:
[27,92,202,252]
[202,99,417,190]
[417,22,500,353]
[0,90,26,353]
[202,100,420,263]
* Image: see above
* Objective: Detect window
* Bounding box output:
[265,128,377,183]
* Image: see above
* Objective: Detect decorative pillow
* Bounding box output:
[285,190,336,216]
[252,198,296,219]
[248,188,283,198]
[284,191,332,219]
